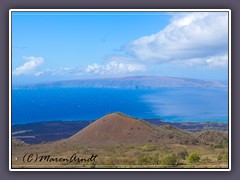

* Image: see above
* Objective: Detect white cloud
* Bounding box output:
[173,54,228,67]
[126,12,228,67]
[206,54,228,67]
[13,56,44,76]
[32,67,80,77]
[50,67,75,76]
[34,61,145,77]
[85,61,146,75]
[34,71,44,76]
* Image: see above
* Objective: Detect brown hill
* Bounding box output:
[67,113,198,146]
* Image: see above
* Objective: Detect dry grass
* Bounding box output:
[12,141,228,169]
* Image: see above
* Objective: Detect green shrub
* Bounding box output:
[213,143,223,148]
[140,145,156,151]
[115,144,124,148]
[136,155,159,165]
[222,140,228,148]
[136,156,149,165]
[187,153,200,164]
[151,155,159,165]
[160,154,177,166]
[217,151,228,162]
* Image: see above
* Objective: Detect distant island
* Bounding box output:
[13,76,228,89]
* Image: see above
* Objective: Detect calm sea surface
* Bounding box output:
[12,88,228,124]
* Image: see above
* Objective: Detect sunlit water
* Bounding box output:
[12,87,228,124]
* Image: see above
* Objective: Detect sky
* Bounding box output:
[11,11,229,85]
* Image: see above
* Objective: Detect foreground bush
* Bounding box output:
[217,151,228,162]
[160,154,177,166]
[140,145,156,151]
[136,155,159,165]
[187,153,200,164]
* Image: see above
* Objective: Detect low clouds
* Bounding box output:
[173,54,228,67]
[29,61,145,77]
[85,61,146,75]
[126,12,228,67]
[13,56,44,76]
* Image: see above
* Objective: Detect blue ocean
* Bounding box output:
[12,88,228,124]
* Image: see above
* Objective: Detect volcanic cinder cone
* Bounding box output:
[67,113,196,146]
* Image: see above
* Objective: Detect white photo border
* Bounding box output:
[9,9,231,172]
